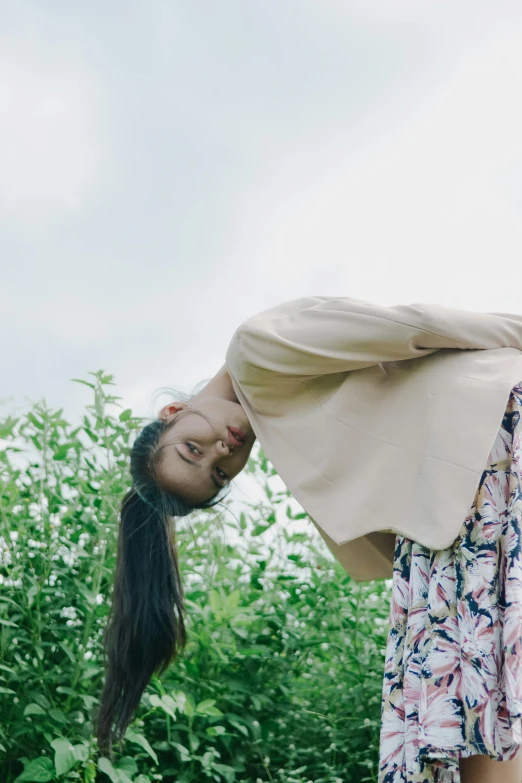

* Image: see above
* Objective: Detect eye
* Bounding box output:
[216,466,228,481]
[185,442,202,456]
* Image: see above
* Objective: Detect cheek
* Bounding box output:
[176,420,213,443]
[157,450,181,482]
[235,449,254,474]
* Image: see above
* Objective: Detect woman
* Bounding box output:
[98,296,522,783]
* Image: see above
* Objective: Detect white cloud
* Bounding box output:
[3,1,522,427]
[229,19,522,313]
[0,39,104,228]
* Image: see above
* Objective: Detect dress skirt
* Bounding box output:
[378,381,522,783]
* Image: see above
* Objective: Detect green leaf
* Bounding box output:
[204,705,223,716]
[80,665,100,680]
[209,589,221,612]
[0,415,18,438]
[49,708,67,724]
[71,378,96,389]
[195,699,223,717]
[231,626,248,639]
[76,583,98,605]
[225,589,240,613]
[55,686,76,697]
[50,737,76,776]
[52,444,71,461]
[117,756,138,775]
[0,687,16,694]
[98,757,120,783]
[149,693,177,719]
[206,725,227,737]
[213,764,236,783]
[227,716,249,737]
[58,641,75,664]
[27,585,39,609]
[98,757,135,783]
[72,743,89,763]
[30,434,42,450]
[23,704,46,717]
[170,742,191,762]
[93,370,115,386]
[119,409,132,422]
[98,756,138,783]
[182,693,195,717]
[14,756,54,782]
[27,412,45,431]
[0,596,22,609]
[125,729,158,764]
[0,618,18,627]
[33,694,51,710]
[195,698,216,713]
[79,693,99,710]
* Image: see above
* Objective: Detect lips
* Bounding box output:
[227,426,245,447]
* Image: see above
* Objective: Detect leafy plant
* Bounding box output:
[0,371,391,782]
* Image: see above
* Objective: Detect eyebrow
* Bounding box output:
[174,447,223,491]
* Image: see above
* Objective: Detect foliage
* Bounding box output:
[0,371,392,783]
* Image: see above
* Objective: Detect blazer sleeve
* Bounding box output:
[227,296,522,379]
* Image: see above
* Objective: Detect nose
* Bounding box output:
[215,440,231,456]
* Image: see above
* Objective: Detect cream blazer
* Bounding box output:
[225,296,522,582]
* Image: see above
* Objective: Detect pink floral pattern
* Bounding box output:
[379,382,522,782]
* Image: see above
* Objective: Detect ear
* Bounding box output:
[158,401,188,421]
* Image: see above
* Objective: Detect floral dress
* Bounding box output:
[378,381,522,783]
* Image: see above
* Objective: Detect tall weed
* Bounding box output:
[0,372,391,783]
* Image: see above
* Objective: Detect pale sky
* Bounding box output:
[2,0,522,432]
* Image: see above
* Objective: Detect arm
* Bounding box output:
[227,296,522,379]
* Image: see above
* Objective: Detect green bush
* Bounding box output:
[0,371,391,783]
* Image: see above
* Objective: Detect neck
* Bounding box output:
[192,363,240,404]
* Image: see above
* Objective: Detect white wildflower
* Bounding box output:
[0,536,12,566]
[57,545,76,567]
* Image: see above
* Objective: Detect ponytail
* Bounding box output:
[96,488,186,755]
[96,416,228,757]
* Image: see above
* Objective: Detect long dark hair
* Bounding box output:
[96,411,229,757]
